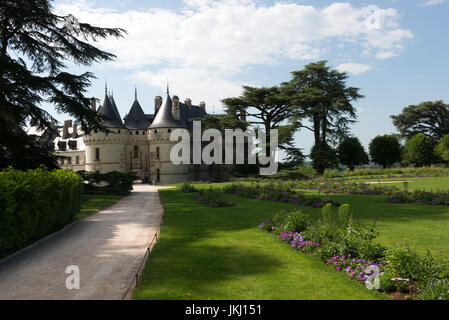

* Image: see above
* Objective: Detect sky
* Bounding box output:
[50,0,449,155]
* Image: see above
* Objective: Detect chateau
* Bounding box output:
[28,86,227,185]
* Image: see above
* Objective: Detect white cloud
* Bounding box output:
[336,63,372,75]
[55,0,413,108]
[420,0,445,7]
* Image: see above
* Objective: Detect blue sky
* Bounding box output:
[51,0,449,155]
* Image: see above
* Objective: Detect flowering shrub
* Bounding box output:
[277,230,320,253]
[195,188,234,207]
[326,255,387,283]
[223,183,340,208]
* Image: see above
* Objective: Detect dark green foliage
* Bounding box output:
[272,166,316,180]
[384,247,439,290]
[403,133,434,167]
[0,0,125,169]
[196,188,235,207]
[281,209,313,233]
[369,135,402,168]
[283,60,363,174]
[310,141,338,173]
[434,134,449,164]
[391,100,449,143]
[338,137,369,171]
[179,181,197,193]
[78,171,135,195]
[419,280,449,300]
[0,168,83,258]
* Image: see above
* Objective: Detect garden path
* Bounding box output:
[0,184,169,300]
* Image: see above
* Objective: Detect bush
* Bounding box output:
[195,188,234,207]
[78,171,135,195]
[179,181,197,193]
[384,247,439,290]
[419,280,449,300]
[0,168,83,258]
[282,209,313,233]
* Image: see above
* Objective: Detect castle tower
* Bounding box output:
[123,88,151,178]
[148,86,189,185]
[83,87,128,173]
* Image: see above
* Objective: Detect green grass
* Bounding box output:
[76,194,124,220]
[132,189,387,300]
[377,176,449,192]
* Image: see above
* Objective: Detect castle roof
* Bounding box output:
[97,92,125,128]
[109,94,122,123]
[124,97,151,130]
[149,89,185,129]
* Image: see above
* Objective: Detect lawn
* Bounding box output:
[76,194,124,220]
[132,189,387,300]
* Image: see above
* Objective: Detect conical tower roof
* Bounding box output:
[109,93,122,123]
[124,90,151,130]
[149,87,185,129]
[97,90,124,128]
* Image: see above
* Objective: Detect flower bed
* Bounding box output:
[258,205,449,300]
[387,190,449,206]
[223,183,340,208]
[195,188,234,207]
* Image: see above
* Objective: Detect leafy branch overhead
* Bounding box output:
[0,0,126,169]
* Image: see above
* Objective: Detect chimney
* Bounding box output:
[172,95,180,120]
[240,109,247,122]
[62,120,72,139]
[155,96,162,115]
[72,124,78,138]
[199,102,206,111]
[91,97,96,111]
[185,98,192,108]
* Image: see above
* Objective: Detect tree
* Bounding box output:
[435,134,449,165]
[283,60,363,174]
[337,137,369,171]
[391,101,449,144]
[310,141,338,172]
[369,135,402,168]
[403,133,434,167]
[221,85,299,161]
[0,0,125,169]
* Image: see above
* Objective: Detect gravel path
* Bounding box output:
[0,184,167,300]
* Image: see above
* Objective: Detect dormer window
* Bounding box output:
[58,141,67,151]
[68,140,77,150]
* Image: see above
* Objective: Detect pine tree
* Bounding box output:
[0,0,125,169]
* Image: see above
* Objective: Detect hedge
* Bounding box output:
[77,171,135,196]
[0,168,83,259]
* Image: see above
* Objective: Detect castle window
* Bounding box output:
[136,131,139,135]
[156,147,160,160]
[68,140,77,150]
[67,157,72,165]
[76,156,80,165]
[61,158,64,165]
[155,129,158,133]
[94,129,98,134]
[168,129,171,133]
[58,141,67,151]
[157,169,160,183]
[95,148,100,161]
[134,145,139,159]
[118,130,121,134]
[130,131,132,135]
